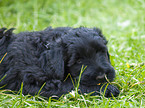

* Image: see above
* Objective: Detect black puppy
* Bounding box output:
[0,27,119,97]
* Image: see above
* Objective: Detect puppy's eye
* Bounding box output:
[77,59,82,64]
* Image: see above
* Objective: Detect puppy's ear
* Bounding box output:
[40,43,64,80]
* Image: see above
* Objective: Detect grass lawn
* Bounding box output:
[0,0,145,107]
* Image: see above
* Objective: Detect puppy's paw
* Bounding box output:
[45,80,62,90]
[102,84,120,97]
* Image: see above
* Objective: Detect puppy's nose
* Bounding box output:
[96,73,105,80]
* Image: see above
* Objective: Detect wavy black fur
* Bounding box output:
[0,27,119,98]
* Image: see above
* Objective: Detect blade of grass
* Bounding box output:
[76,65,87,92]
[0,53,7,63]
[37,82,46,96]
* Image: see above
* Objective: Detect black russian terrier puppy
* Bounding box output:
[0,27,119,98]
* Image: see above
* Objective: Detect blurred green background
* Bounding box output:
[0,0,145,107]
[0,0,144,31]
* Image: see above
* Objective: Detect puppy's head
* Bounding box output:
[63,27,115,86]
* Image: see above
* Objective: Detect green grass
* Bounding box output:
[0,0,145,107]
